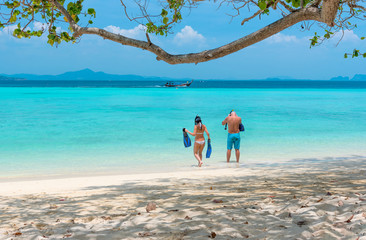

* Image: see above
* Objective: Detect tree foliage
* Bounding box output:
[0,0,365,63]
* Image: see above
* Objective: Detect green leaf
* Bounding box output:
[258,1,266,10]
[9,15,17,23]
[344,53,348,58]
[361,37,365,40]
[87,8,96,17]
[163,17,168,25]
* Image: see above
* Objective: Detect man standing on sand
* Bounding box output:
[222,111,242,163]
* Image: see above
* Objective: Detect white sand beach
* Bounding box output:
[1,158,366,240]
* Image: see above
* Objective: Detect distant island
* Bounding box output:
[1,68,366,81]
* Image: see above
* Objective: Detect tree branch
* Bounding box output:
[321,0,340,26]
[64,7,321,65]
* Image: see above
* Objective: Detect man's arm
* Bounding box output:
[222,117,228,126]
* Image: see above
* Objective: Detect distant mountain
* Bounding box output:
[1,69,186,81]
[0,75,25,81]
[1,69,366,81]
[330,76,350,81]
[351,74,366,81]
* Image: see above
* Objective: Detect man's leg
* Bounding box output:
[235,149,240,163]
[234,135,241,163]
[227,149,231,162]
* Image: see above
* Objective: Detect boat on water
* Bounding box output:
[165,80,193,87]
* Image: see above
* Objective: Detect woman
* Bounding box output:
[184,116,210,167]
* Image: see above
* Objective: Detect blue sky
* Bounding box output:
[0,1,365,80]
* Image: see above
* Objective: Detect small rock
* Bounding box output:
[212,199,223,203]
[209,231,216,238]
[184,216,192,220]
[168,209,179,212]
[326,192,332,196]
[297,221,307,227]
[138,232,155,237]
[146,202,157,212]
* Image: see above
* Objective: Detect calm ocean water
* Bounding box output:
[1,81,366,179]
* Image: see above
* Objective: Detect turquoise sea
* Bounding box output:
[1,85,366,180]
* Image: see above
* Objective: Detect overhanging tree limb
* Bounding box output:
[51,3,322,64]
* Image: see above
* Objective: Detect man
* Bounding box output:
[222,111,242,163]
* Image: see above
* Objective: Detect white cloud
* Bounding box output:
[333,30,359,42]
[33,22,62,34]
[267,33,299,44]
[173,26,205,46]
[1,25,18,35]
[104,25,146,39]
[33,22,48,31]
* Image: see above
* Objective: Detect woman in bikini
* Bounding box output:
[184,116,210,167]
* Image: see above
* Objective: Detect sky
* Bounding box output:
[0,1,365,80]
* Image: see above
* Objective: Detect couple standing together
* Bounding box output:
[184,111,242,167]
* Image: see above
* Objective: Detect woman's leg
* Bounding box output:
[193,143,203,167]
[198,142,205,163]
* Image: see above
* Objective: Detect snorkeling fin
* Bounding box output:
[206,139,212,158]
[183,128,191,148]
[239,123,245,132]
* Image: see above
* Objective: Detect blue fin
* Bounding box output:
[183,132,191,148]
[206,139,212,158]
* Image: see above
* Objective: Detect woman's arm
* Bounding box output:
[205,126,210,140]
[185,125,197,136]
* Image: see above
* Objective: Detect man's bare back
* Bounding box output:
[222,112,242,134]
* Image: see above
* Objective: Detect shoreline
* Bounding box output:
[1,157,365,239]
[1,153,365,184]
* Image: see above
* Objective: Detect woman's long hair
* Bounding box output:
[195,115,202,130]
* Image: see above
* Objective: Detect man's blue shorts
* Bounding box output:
[227,133,240,150]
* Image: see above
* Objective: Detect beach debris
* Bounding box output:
[296,220,307,227]
[293,195,297,199]
[345,214,354,223]
[168,209,179,212]
[138,232,155,237]
[146,202,157,212]
[316,198,323,203]
[359,197,366,201]
[268,196,275,198]
[212,199,223,203]
[59,199,65,201]
[210,186,213,190]
[101,216,112,220]
[184,216,192,220]
[244,221,249,224]
[49,204,58,209]
[326,192,332,196]
[338,200,344,207]
[363,212,366,218]
[14,232,22,236]
[62,233,72,238]
[209,231,216,238]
